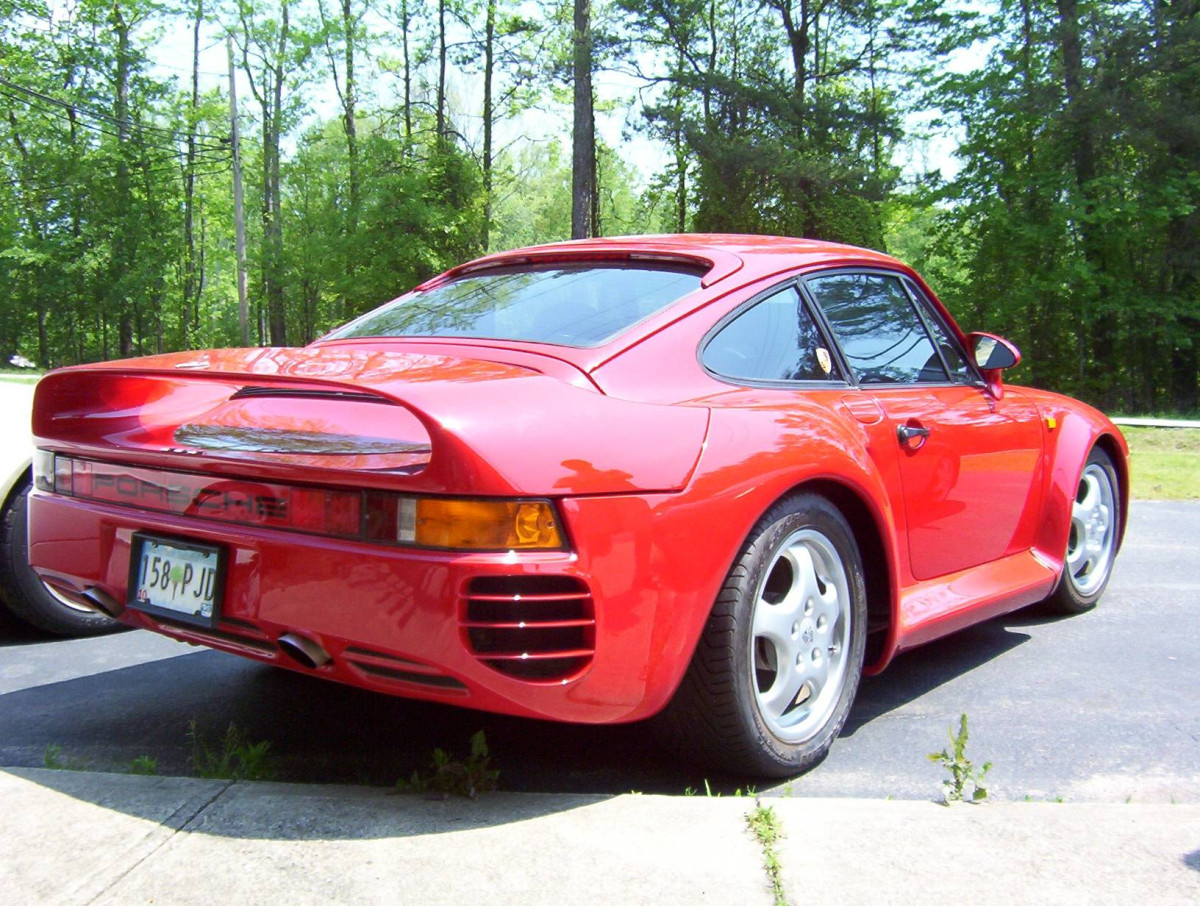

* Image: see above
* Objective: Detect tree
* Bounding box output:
[571,0,595,239]
[233,0,314,345]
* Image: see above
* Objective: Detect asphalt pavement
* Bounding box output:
[2,359,1197,906]
[3,502,1197,800]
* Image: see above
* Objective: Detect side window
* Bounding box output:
[703,286,838,383]
[807,273,948,384]
[904,281,974,383]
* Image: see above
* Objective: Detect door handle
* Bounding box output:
[897,424,931,447]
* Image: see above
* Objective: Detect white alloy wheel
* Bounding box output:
[751,529,853,743]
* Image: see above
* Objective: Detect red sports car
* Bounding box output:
[28,235,1126,776]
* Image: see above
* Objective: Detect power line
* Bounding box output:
[0,91,232,164]
[1,90,232,165]
[0,76,231,152]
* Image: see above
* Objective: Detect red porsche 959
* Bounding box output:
[27,235,1126,776]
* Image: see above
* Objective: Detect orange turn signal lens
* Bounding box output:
[412,498,563,550]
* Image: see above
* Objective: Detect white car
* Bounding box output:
[1,380,118,635]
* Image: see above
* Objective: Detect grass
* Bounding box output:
[42,743,88,771]
[394,730,499,799]
[746,801,787,906]
[128,755,158,776]
[928,713,991,804]
[1122,427,1200,500]
[188,721,274,781]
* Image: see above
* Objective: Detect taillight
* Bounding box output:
[289,487,362,538]
[365,494,564,551]
[41,455,565,552]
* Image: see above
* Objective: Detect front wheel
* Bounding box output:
[657,493,867,777]
[1046,447,1122,615]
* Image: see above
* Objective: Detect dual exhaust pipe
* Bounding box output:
[55,582,332,672]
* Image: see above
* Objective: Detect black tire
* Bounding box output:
[0,479,122,637]
[1045,447,1122,615]
[656,493,867,777]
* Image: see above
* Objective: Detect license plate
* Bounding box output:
[128,534,224,627]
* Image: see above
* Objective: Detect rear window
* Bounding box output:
[327,263,704,347]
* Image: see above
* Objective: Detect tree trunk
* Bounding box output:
[263,2,289,345]
[1056,0,1110,402]
[436,0,447,143]
[112,6,134,358]
[571,0,594,239]
[182,0,203,349]
[402,0,413,151]
[482,0,495,248]
[342,0,359,319]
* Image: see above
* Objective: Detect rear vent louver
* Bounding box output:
[342,646,468,694]
[462,576,595,681]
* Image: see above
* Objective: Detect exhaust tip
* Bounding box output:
[278,633,331,669]
[78,586,124,618]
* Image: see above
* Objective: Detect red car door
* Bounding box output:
[805,271,1044,580]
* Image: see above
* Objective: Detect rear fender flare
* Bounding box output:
[649,406,903,699]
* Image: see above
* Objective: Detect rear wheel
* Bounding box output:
[0,480,122,637]
[1046,447,1121,615]
[658,493,867,777]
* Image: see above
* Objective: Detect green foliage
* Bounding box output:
[928,713,992,804]
[683,778,754,797]
[128,755,158,776]
[0,1,1194,413]
[1123,427,1200,501]
[621,0,901,246]
[188,721,274,781]
[394,730,499,799]
[746,800,787,906]
[924,0,1200,412]
[42,743,88,771]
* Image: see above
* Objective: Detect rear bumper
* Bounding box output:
[28,488,721,723]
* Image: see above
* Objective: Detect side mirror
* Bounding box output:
[966,333,1021,398]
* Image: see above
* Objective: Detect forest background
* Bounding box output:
[1,0,1197,414]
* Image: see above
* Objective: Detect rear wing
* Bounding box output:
[33,349,710,496]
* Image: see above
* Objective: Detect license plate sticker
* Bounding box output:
[128,534,223,627]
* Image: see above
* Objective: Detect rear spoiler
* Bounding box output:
[33,351,710,496]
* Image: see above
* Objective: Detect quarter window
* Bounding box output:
[807,273,948,384]
[703,287,837,382]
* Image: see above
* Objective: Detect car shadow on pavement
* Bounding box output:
[3,763,625,842]
[0,606,50,646]
[0,613,1033,808]
[842,617,1031,736]
[0,649,730,796]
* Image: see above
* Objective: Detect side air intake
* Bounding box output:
[462,576,595,681]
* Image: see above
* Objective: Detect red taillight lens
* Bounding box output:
[45,456,564,551]
[290,487,361,537]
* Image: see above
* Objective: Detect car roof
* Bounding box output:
[418,233,904,293]
[327,234,921,375]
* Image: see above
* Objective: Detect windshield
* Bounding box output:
[326,263,704,347]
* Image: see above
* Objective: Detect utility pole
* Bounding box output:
[227,36,249,346]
